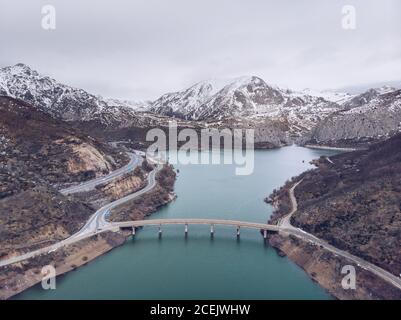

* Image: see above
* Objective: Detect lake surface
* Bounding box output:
[16,146,340,299]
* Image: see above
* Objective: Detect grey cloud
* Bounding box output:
[0,0,400,99]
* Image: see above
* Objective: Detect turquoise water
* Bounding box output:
[15,146,339,299]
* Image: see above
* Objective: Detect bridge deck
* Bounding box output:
[114,218,280,231]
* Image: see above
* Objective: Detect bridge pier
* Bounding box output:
[117,220,278,242]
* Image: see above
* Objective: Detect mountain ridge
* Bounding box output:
[0,63,147,127]
[2,63,401,147]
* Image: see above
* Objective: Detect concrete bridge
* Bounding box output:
[114,218,280,238]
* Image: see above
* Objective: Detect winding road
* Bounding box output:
[66,162,163,241]
[60,152,142,195]
[0,152,162,267]
[1,155,400,294]
[278,180,401,291]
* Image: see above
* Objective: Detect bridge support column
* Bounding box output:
[236,226,240,238]
[132,227,136,237]
[158,224,162,237]
[263,229,267,239]
[185,224,188,237]
[210,224,214,238]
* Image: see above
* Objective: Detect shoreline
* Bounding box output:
[1,190,177,300]
[268,233,401,300]
[5,145,397,300]
[303,144,357,152]
[266,179,401,300]
[0,164,177,300]
[3,231,127,300]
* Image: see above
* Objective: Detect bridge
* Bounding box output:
[0,218,281,268]
[114,218,280,238]
[1,145,400,292]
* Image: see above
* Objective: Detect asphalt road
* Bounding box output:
[59,152,142,195]
[0,155,161,267]
[2,158,401,293]
[278,180,401,291]
[114,218,280,231]
[66,163,163,240]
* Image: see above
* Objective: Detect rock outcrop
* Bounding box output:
[308,89,401,146]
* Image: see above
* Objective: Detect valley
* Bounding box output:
[0,63,400,300]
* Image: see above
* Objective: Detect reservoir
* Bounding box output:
[16,146,339,299]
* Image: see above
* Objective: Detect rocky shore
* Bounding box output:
[268,232,401,300]
[266,135,401,299]
[0,163,177,300]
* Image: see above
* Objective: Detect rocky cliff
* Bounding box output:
[308,89,401,147]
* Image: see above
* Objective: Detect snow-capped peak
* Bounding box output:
[104,98,151,111]
[372,85,397,95]
[0,63,144,126]
[290,88,353,104]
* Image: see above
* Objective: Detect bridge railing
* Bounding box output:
[113,218,279,238]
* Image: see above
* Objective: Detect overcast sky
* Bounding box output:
[1,0,400,100]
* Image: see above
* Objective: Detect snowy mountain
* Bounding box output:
[0,63,207,145]
[0,63,141,127]
[0,64,346,138]
[341,86,397,110]
[2,63,400,147]
[149,78,233,119]
[149,77,401,144]
[309,87,401,145]
[104,98,151,112]
[297,88,353,104]
[150,76,342,137]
